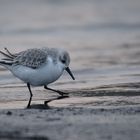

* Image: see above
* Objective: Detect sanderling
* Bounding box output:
[0,47,75,108]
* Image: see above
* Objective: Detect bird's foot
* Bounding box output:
[26,105,31,109]
[44,95,69,105]
[57,91,69,96]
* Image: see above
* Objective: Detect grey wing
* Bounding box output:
[14,49,47,69]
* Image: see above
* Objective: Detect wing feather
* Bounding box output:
[14,49,47,69]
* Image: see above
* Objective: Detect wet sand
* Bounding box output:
[0,102,140,140]
[0,84,140,140]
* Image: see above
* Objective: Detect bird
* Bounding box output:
[0,47,75,108]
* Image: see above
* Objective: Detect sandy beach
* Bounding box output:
[0,104,140,140]
[0,0,140,139]
[0,86,140,140]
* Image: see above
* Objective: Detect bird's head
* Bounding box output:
[59,50,75,80]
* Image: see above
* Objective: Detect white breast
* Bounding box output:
[11,58,64,86]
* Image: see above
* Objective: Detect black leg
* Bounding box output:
[44,85,69,96]
[27,83,33,108]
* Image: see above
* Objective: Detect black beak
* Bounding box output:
[65,67,75,80]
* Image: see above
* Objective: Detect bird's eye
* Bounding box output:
[61,60,66,64]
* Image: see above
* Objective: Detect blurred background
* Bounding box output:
[0,0,140,101]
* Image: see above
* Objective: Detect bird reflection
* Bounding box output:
[27,95,69,109]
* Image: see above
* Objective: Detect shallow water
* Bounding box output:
[0,0,140,109]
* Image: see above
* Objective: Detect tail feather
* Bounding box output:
[4,47,17,58]
[0,61,13,66]
[1,58,13,61]
[0,48,15,69]
[0,50,13,59]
